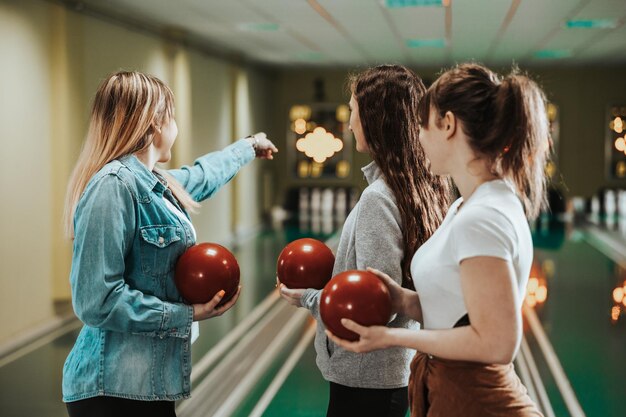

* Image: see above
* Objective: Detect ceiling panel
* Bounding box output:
[544,26,607,50]
[389,6,446,40]
[450,0,512,62]
[318,0,405,63]
[573,0,626,19]
[66,0,626,67]
[493,0,585,61]
[576,24,626,64]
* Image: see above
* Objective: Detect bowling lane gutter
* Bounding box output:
[523,305,586,417]
[580,223,626,269]
[248,322,316,417]
[177,302,309,417]
[516,337,556,417]
[190,290,280,384]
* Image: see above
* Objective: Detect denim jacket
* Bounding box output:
[62,139,254,402]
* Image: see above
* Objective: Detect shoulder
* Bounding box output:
[79,162,136,208]
[454,204,515,231]
[451,203,519,258]
[355,181,401,228]
[360,179,397,208]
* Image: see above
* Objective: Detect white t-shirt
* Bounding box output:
[410,179,533,330]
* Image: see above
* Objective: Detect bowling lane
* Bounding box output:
[248,338,328,417]
[254,220,626,417]
[527,220,626,417]
[0,226,327,417]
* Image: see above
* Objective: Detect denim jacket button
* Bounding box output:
[158,236,165,244]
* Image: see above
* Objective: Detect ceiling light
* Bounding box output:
[534,49,571,59]
[406,38,446,48]
[384,0,442,8]
[237,23,280,32]
[565,19,617,29]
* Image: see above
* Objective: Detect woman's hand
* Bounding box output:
[366,267,406,316]
[192,286,241,321]
[325,319,393,353]
[278,280,305,308]
[247,132,278,160]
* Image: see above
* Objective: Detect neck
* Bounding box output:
[452,169,497,202]
[447,135,499,202]
[449,156,498,203]
[134,147,159,171]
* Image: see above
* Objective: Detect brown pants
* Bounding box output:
[408,352,543,417]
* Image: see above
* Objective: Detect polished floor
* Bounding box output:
[1,219,624,417]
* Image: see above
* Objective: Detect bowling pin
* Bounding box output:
[310,187,322,234]
[590,195,600,224]
[335,188,347,229]
[299,188,310,231]
[311,188,322,215]
[605,190,616,222]
[321,188,334,235]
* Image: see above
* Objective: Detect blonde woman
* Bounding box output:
[62,71,277,417]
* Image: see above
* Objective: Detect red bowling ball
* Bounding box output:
[320,270,392,342]
[174,242,240,306]
[277,238,335,289]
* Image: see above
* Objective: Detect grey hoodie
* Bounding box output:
[301,161,419,389]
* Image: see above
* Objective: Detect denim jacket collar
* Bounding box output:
[118,154,167,200]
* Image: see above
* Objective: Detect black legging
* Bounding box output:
[66,396,176,417]
[327,382,408,417]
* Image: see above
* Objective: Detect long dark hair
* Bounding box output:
[351,65,451,290]
[417,63,550,219]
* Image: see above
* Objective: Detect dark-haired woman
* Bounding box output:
[327,63,547,416]
[279,65,450,417]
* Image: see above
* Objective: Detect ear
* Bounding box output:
[442,111,457,140]
[149,124,162,148]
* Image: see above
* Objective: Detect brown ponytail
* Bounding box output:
[418,63,550,219]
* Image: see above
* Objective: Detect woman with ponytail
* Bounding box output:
[279,64,450,417]
[327,63,548,416]
[62,71,277,416]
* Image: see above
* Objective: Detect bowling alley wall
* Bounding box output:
[267,66,626,205]
[2,0,626,348]
[0,0,278,345]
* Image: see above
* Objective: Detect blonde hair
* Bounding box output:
[64,71,199,237]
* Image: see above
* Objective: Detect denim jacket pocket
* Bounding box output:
[139,225,183,278]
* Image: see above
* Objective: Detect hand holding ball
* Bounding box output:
[277,238,335,289]
[320,270,392,341]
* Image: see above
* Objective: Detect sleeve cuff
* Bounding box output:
[301,288,323,321]
[301,288,318,310]
[160,303,193,339]
[230,138,256,166]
